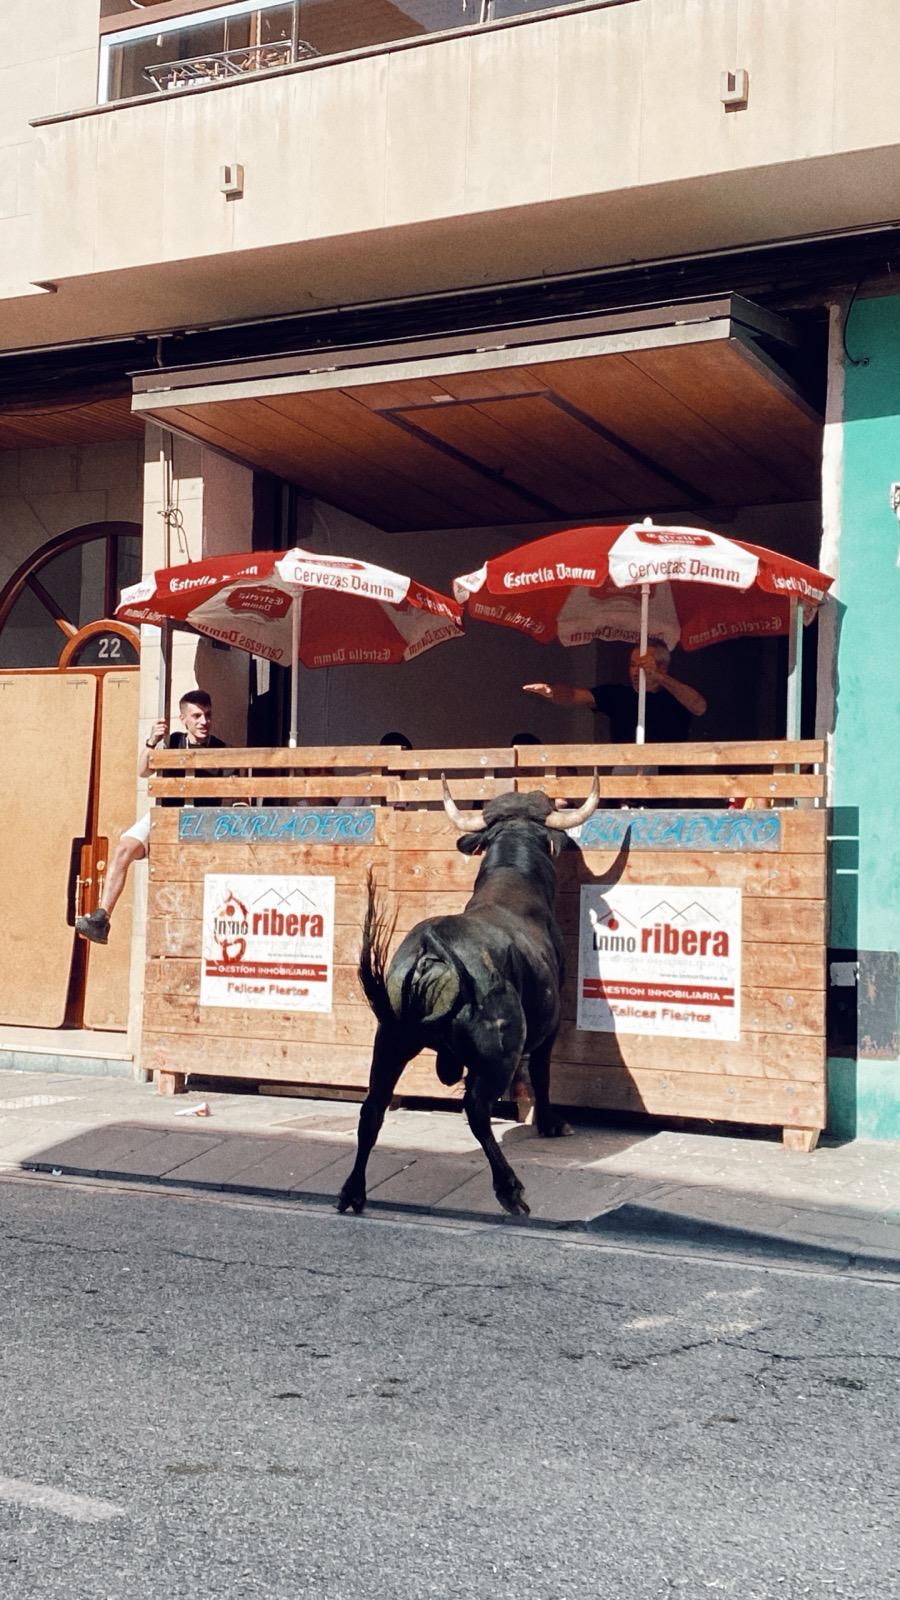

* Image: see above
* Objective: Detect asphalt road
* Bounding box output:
[0,1176,896,1600]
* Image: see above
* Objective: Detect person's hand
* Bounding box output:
[523,682,580,705]
[630,651,662,690]
[147,719,169,748]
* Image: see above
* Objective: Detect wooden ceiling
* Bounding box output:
[0,393,143,451]
[136,320,823,531]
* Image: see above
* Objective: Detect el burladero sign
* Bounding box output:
[179,807,376,844]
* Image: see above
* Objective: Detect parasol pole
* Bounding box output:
[288,594,300,748]
[635,582,650,745]
[786,595,802,740]
[157,618,173,725]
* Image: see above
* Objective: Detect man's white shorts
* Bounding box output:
[121,812,151,849]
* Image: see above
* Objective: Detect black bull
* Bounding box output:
[338,779,602,1218]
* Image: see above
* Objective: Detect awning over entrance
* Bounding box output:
[132,295,823,532]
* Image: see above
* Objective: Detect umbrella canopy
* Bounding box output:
[454,520,833,744]
[453,521,833,652]
[118,546,463,666]
[117,546,463,745]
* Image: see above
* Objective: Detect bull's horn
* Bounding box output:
[442,774,483,833]
[545,772,601,830]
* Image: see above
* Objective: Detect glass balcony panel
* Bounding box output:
[297,0,472,58]
[100,0,563,104]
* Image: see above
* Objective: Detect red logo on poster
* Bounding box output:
[212,891,249,963]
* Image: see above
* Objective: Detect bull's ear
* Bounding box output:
[456,831,487,856]
[547,832,569,858]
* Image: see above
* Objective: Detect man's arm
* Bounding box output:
[522,682,596,709]
[138,719,169,779]
[657,672,707,718]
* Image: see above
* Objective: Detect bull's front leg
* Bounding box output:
[337,1026,410,1216]
[527,1037,571,1139]
[463,1063,530,1216]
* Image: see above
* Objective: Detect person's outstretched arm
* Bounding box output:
[522,682,596,708]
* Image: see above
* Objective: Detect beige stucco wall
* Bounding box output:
[0,0,98,296]
[0,437,143,592]
[8,0,900,347]
[137,426,253,751]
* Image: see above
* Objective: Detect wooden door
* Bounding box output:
[0,674,97,1026]
[82,671,140,1031]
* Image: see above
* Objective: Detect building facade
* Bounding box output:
[0,0,897,1131]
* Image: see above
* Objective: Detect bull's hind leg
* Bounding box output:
[463,1063,530,1217]
[337,1026,411,1216]
[527,1037,571,1139]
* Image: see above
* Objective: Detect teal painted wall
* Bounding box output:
[829,294,900,1139]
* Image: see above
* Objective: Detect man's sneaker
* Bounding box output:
[75,909,110,945]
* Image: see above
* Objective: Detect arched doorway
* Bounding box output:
[0,522,143,1032]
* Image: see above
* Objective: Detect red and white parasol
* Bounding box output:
[118,546,463,745]
[454,520,833,741]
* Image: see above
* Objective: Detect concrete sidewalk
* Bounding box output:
[2,1068,900,1274]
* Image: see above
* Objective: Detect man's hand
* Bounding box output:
[147,719,169,748]
[630,651,663,691]
[523,682,593,708]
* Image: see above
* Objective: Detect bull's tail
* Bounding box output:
[358,869,398,1031]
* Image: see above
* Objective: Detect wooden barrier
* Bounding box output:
[142,741,827,1148]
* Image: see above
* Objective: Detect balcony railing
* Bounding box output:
[143,39,315,93]
[99,0,590,105]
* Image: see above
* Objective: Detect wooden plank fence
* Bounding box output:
[143,741,827,1146]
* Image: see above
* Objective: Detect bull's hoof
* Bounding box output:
[496,1184,530,1217]
[536,1113,572,1139]
[337,1184,367,1215]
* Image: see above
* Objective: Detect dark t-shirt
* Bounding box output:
[591,684,692,744]
[161,732,236,807]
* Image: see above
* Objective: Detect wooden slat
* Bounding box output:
[152,745,397,770]
[145,889,828,945]
[387,807,827,852]
[513,739,825,768]
[383,747,516,771]
[548,1062,825,1129]
[145,1032,458,1102]
[559,985,823,1037]
[744,944,823,989]
[145,991,376,1046]
[394,848,825,899]
[514,774,824,800]
[150,739,825,771]
[150,842,388,885]
[512,742,819,774]
[390,775,823,802]
[149,777,398,799]
[551,1027,823,1080]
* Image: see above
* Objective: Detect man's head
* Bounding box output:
[628,641,670,693]
[379,731,412,751]
[179,689,212,742]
